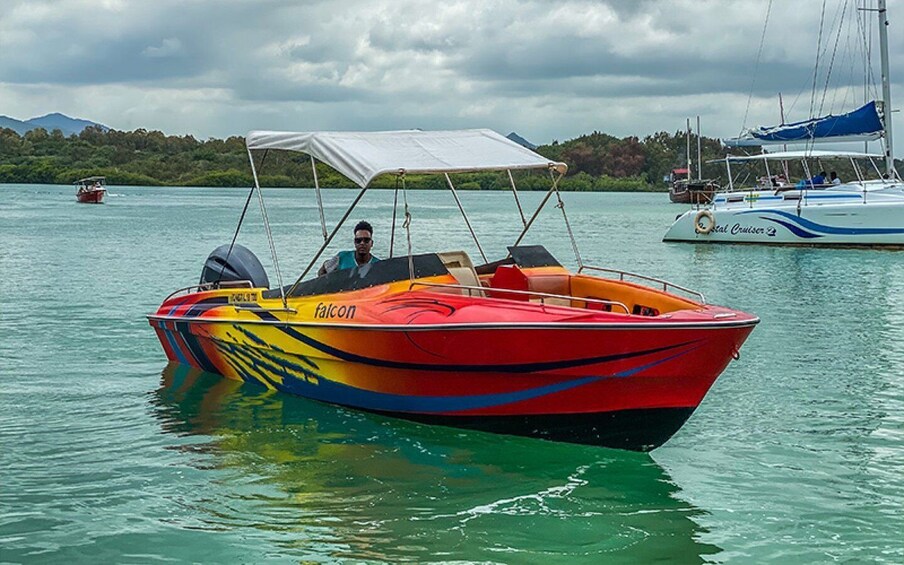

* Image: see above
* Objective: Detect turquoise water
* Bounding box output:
[1,184,902,563]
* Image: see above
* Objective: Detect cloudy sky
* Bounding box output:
[1,0,902,153]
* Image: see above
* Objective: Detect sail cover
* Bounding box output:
[245,129,567,188]
[723,101,884,147]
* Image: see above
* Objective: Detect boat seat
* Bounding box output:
[488,264,530,301]
[436,251,484,296]
[526,273,571,307]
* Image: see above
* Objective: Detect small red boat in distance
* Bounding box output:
[75,176,107,204]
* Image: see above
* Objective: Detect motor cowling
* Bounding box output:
[199,244,270,288]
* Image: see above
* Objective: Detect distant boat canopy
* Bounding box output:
[722,101,884,147]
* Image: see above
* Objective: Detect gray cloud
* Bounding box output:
[0,0,900,152]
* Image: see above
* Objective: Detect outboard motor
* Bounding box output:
[199,244,270,288]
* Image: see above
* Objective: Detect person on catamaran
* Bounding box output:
[830,171,841,184]
[318,220,380,275]
[798,171,826,188]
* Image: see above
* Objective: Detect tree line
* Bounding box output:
[0,125,744,191]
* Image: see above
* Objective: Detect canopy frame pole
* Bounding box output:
[215,150,269,285]
[851,157,864,184]
[247,148,287,309]
[444,173,487,264]
[552,173,583,270]
[507,170,527,227]
[513,168,564,248]
[867,156,885,181]
[311,155,328,241]
[286,185,370,298]
[390,178,400,258]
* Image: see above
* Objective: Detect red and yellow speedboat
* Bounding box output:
[148,129,758,451]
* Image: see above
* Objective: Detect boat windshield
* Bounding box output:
[262,245,563,299]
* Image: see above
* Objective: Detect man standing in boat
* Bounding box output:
[318,220,380,275]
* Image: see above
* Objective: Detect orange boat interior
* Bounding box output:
[435,250,701,317]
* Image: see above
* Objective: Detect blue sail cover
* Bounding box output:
[723,101,884,147]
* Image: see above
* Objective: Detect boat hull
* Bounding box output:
[669,181,717,204]
[149,311,755,451]
[664,187,904,247]
[76,189,105,204]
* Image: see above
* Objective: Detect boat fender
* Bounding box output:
[694,210,715,235]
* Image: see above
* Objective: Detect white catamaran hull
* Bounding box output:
[663,184,904,247]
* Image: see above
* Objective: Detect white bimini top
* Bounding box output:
[245,129,567,188]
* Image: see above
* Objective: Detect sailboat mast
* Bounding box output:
[878,0,894,174]
[696,116,702,181]
[686,118,692,181]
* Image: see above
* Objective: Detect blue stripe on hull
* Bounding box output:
[737,209,904,236]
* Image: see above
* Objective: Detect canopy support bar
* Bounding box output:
[215,150,269,285]
[444,173,487,264]
[513,169,564,247]
[311,155,327,241]
[507,170,527,226]
[247,147,287,309]
[553,173,583,270]
[286,185,370,298]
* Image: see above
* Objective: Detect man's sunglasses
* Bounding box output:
[355,237,372,244]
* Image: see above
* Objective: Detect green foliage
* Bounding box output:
[184,169,252,187]
[9,124,850,192]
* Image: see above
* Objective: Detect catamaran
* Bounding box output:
[148,129,758,451]
[664,0,903,247]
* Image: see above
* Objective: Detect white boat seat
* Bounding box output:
[436,251,485,296]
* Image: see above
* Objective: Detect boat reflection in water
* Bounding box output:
[151,362,723,563]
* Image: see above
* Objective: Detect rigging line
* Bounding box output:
[809,0,828,121]
[214,150,269,285]
[401,175,414,283]
[859,0,879,101]
[741,0,773,134]
[807,0,828,153]
[818,0,849,116]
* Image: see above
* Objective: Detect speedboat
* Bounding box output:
[663,150,904,247]
[148,129,758,451]
[75,176,106,204]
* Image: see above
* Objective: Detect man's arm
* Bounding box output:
[318,254,340,276]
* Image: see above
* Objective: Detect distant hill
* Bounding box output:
[0,116,29,135]
[506,132,537,150]
[0,112,108,136]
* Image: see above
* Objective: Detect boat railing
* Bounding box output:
[409,281,631,314]
[577,265,706,304]
[163,280,254,302]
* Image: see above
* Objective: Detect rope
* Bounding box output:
[741,0,773,133]
[390,177,399,257]
[401,175,414,282]
[809,0,828,122]
[818,0,848,116]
